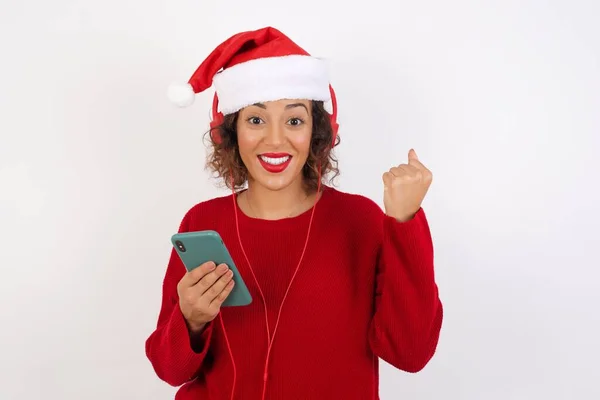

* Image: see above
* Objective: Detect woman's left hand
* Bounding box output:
[382,149,433,222]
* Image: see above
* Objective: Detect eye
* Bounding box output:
[247,116,264,125]
[287,117,305,126]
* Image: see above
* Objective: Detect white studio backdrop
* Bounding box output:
[1,0,599,399]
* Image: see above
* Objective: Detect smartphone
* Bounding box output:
[171,230,252,307]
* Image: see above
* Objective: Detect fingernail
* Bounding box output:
[218,264,228,272]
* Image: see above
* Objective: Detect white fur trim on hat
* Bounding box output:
[213,55,331,115]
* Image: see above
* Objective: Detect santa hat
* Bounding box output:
[167,26,333,115]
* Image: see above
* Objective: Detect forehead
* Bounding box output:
[241,99,311,111]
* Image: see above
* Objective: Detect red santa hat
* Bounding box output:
[167,26,333,115]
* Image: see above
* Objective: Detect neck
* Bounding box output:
[241,178,315,220]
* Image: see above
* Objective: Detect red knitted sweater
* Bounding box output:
[145,186,443,399]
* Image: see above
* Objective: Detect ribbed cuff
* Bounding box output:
[167,305,214,377]
[382,207,433,277]
[384,207,427,239]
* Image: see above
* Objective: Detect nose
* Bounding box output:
[263,122,285,146]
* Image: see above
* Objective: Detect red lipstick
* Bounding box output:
[257,153,292,173]
[261,153,290,157]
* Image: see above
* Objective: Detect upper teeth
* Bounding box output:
[260,155,290,165]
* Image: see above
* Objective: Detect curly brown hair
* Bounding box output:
[203,100,340,192]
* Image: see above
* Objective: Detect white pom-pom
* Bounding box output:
[167,82,195,107]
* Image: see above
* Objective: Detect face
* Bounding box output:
[236,99,313,191]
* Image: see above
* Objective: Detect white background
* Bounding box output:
[1,0,599,399]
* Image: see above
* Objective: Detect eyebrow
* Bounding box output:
[252,102,308,112]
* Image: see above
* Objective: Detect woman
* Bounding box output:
[145,26,443,400]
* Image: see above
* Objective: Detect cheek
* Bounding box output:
[291,131,312,155]
[237,130,259,158]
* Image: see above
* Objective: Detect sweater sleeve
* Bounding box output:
[368,207,443,373]
[145,210,215,386]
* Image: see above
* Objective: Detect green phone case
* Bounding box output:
[171,230,252,307]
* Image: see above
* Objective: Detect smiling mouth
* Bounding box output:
[258,154,291,165]
[257,153,293,173]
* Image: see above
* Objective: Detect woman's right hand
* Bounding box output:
[177,261,235,333]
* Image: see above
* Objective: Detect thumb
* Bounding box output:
[408,148,418,161]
